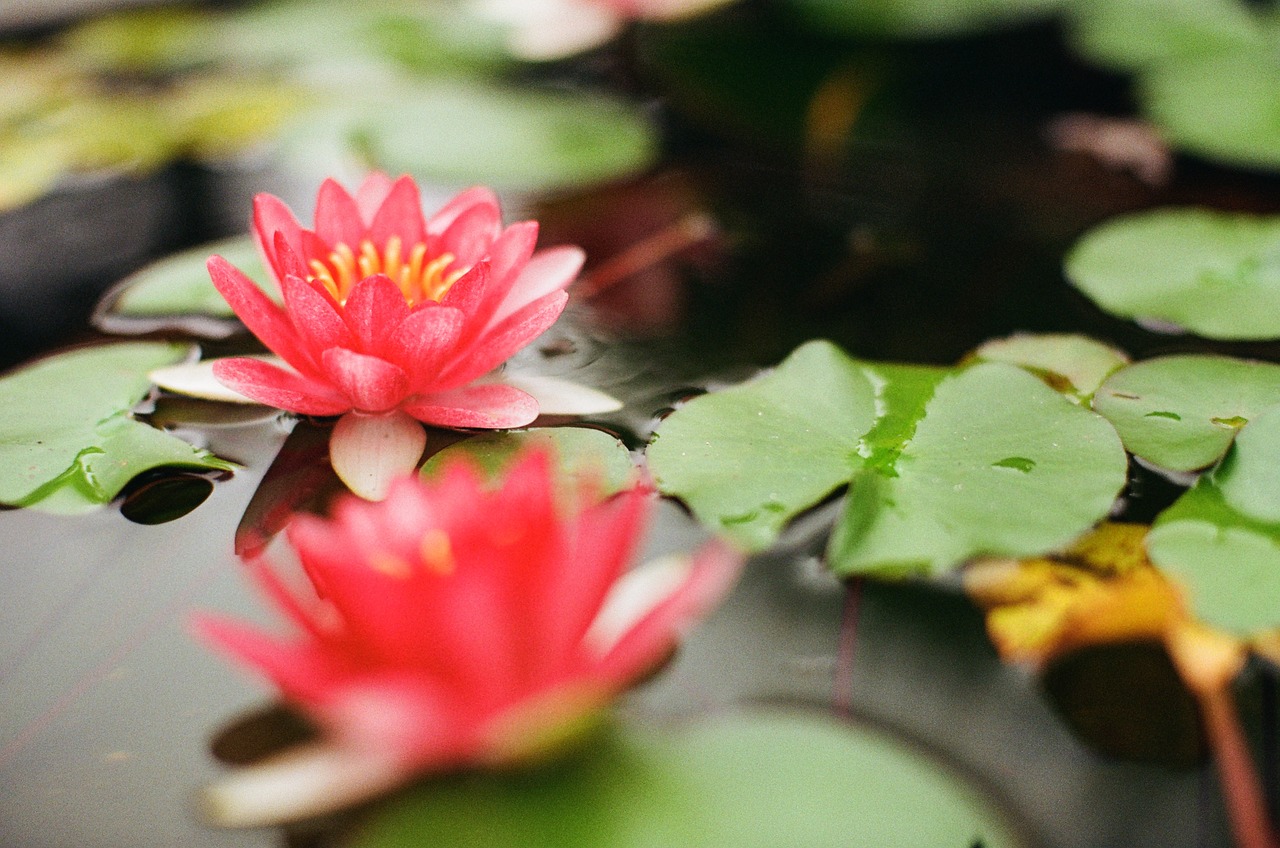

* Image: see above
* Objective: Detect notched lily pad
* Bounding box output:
[1091,355,1280,472]
[1065,208,1280,340]
[346,712,1024,848]
[421,428,636,496]
[647,340,881,551]
[92,236,271,337]
[830,362,1128,577]
[0,342,236,513]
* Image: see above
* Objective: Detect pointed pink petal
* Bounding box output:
[402,383,538,429]
[369,175,427,248]
[590,542,743,688]
[212,357,350,416]
[425,186,500,236]
[491,245,584,328]
[193,615,330,702]
[321,348,410,412]
[529,487,648,679]
[437,290,568,387]
[440,261,488,318]
[388,304,465,390]
[242,556,329,641]
[281,275,355,359]
[273,231,313,281]
[355,172,395,222]
[314,179,365,250]
[207,256,317,375]
[253,193,305,285]
[437,200,502,268]
[464,222,538,331]
[343,274,410,356]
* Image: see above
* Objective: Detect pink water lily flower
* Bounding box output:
[195,450,742,826]
[156,173,619,499]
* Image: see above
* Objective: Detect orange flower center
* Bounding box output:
[308,237,466,306]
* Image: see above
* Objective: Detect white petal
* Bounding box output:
[584,553,692,656]
[330,411,427,501]
[501,374,623,416]
[200,742,406,828]
[149,358,281,404]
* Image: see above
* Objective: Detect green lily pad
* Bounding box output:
[1140,48,1280,172]
[830,362,1128,576]
[0,342,235,513]
[1148,440,1280,635]
[1091,355,1280,472]
[1064,0,1265,73]
[967,333,1129,402]
[422,428,636,496]
[647,340,881,551]
[93,236,271,336]
[1065,207,1280,339]
[783,0,1063,38]
[286,81,657,194]
[347,712,1023,848]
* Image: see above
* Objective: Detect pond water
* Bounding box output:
[3,17,1280,848]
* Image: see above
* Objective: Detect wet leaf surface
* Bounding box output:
[1091,355,1280,473]
[344,712,1024,848]
[1066,208,1280,340]
[0,342,236,512]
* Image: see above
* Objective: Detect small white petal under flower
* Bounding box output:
[200,742,405,828]
[330,411,428,501]
[502,373,623,416]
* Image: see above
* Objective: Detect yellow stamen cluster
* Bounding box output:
[308,236,466,305]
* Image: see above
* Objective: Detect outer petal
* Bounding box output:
[490,245,584,328]
[253,193,306,286]
[437,290,568,387]
[208,257,317,375]
[321,348,410,412]
[368,175,427,248]
[589,542,743,687]
[314,179,366,251]
[465,222,539,331]
[425,186,500,236]
[354,172,395,223]
[501,374,623,416]
[343,274,411,357]
[436,200,502,268]
[402,383,539,429]
[212,357,350,416]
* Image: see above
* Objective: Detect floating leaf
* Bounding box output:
[1066,208,1280,340]
[1092,355,1280,472]
[287,81,657,194]
[967,333,1129,401]
[1141,48,1280,173]
[830,362,1128,576]
[347,712,1023,848]
[1148,415,1280,635]
[422,428,635,496]
[1064,0,1265,73]
[93,236,270,336]
[0,343,235,512]
[648,340,880,551]
[783,0,1063,38]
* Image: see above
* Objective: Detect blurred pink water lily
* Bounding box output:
[474,0,738,60]
[153,174,620,499]
[194,450,742,826]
